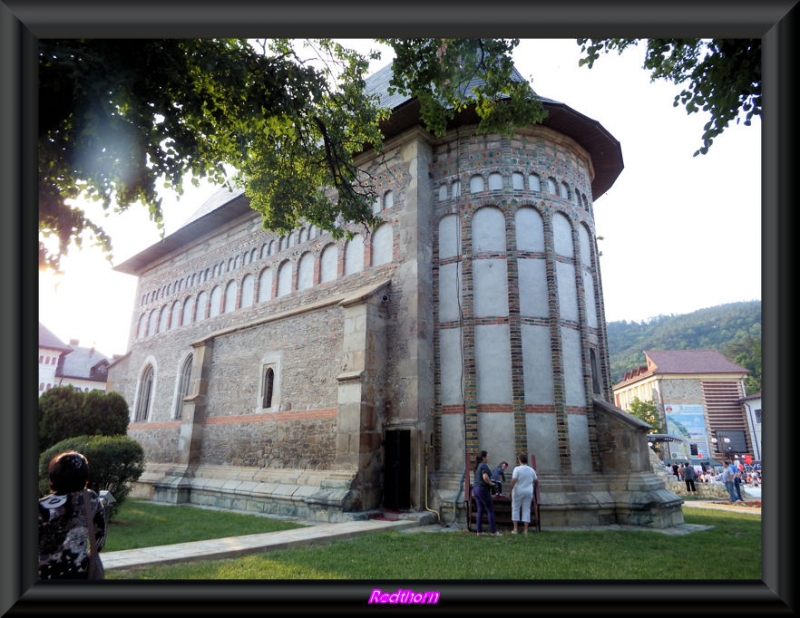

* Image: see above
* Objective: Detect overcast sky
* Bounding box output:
[38,39,761,357]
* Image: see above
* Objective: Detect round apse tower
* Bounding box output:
[432,125,610,478]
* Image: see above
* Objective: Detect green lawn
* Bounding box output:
[103,500,307,551]
[103,500,761,580]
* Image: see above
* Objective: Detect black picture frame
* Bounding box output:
[3,1,794,614]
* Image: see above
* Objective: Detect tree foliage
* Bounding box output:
[723,334,762,395]
[626,396,661,432]
[39,385,131,451]
[39,38,542,272]
[576,38,760,156]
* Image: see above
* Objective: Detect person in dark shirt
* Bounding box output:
[473,451,502,536]
[38,451,107,580]
[490,461,509,496]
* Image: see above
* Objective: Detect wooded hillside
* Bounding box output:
[607,300,761,394]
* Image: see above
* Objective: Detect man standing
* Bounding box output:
[682,462,697,495]
[721,461,737,503]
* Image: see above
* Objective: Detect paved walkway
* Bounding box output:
[101,500,760,572]
[102,518,420,571]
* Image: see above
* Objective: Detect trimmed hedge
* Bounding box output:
[39,385,130,451]
[39,435,145,516]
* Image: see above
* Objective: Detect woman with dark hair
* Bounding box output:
[472,450,502,536]
[38,451,107,579]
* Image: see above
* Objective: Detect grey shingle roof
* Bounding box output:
[59,344,110,381]
[364,59,553,109]
[38,322,72,352]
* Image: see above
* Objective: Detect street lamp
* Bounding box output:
[723,436,732,462]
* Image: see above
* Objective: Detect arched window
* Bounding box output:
[241,274,255,308]
[173,355,193,419]
[209,286,222,317]
[135,364,155,422]
[158,305,169,333]
[488,172,503,190]
[277,261,292,297]
[147,309,158,336]
[224,280,238,313]
[196,291,208,321]
[262,367,275,409]
[372,223,393,265]
[297,252,315,290]
[383,190,394,209]
[470,175,484,193]
[320,244,338,283]
[512,172,524,190]
[170,300,182,330]
[137,314,147,338]
[182,296,195,325]
[590,349,601,394]
[344,235,364,275]
[258,268,273,302]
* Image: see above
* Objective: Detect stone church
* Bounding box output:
[107,60,683,528]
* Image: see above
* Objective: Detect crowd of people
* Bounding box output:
[666,459,761,503]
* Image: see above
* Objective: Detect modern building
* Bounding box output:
[38,322,111,396]
[739,392,762,461]
[106,60,682,528]
[612,349,752,466]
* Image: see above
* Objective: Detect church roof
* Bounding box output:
[115,58,623,275]
[364,60,623,200]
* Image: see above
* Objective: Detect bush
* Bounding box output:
[39,435,145,516]
[82,390,130,437]
[38,385,86,451]
[39,386,130,450]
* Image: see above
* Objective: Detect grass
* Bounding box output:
[103,499,308,551]
[103,500,762,580]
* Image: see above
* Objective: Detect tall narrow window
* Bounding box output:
[590,349,601,394]
[262,367,275,409]
[174,355,193,419]
[135,365,155,422]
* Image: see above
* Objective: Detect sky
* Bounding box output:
[38,39,761,359]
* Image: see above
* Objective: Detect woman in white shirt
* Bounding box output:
[509,452,538,534]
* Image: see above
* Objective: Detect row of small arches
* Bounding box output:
[141,223,323,306]
[438,172,591,213]
[142,190,397,308]
[135,223,395,339]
